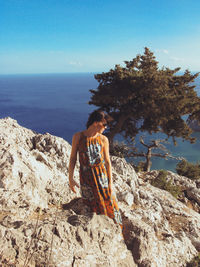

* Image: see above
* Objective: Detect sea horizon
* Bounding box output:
[0,72,98,77]
[0,69,200,76]
[0,72,200,172]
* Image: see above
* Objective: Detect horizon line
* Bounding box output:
[0,70,200,76]
[0,71,99,76]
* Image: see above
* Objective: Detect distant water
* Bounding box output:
[0,73,96,140]
[0,72,200,171]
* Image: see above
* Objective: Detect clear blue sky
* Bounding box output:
[0,0,200,74]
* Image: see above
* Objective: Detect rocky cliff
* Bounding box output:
[0,117,200,267]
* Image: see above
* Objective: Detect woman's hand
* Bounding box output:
[68,132,80,193]
[69,178,80,193]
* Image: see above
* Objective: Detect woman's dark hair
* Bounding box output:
[86,110,112,129]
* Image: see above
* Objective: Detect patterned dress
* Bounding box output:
[78,131,123,229]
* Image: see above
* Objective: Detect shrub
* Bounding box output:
[176,160,200,180]
[151,170,182,199]
[134,161,147,172]
[110,141,130,158]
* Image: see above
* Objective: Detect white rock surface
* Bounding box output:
[0,117,200,266]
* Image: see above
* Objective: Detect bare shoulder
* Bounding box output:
[73,131,81,138]
[72,131,81,143]
[100,134,109,145]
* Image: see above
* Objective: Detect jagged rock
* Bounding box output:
[139,170,200,212]
[0,117,200,266]
[186,187,200,205]
[0,117,80,212]
[0,207,135,267]
[121,182,200,266]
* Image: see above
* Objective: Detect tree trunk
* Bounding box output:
[145,148,152,172]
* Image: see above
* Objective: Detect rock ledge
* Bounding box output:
[0,117,200,266]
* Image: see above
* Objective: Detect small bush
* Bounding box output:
[110,141,130,158]
[134,161,147,172]
[151,170,182,199]
[186,253,200,267]
[176,160,200,180]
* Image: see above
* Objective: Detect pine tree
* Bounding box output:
[89,47,200,146]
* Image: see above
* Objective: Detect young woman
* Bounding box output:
[68,110,123,229]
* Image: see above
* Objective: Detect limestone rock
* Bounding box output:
[0,117,80,212]
[139,170,200,212]
[186,187,200,205]
[0,206,135,267]
[0,117,200,266]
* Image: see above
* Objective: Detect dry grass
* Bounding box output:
[167,214,189,232]
[131,203,140,210]
[186,200,195,210]
[0,203,63,223]
[0,211,12,221]
[28,204,62,221]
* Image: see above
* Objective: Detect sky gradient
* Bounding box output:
[1,0,200,74]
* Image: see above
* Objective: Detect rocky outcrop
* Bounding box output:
[0,117,200,266]
[139,170,200,213]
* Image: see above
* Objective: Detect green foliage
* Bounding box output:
[176,160,200,180]
[134,161,146,172]
[151,170,182,199]
[186,253,200,267]
[89,47,200,144]
[110,141,130,158]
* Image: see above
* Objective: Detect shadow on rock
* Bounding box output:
[121,212,141,265]
[62,197,94,226]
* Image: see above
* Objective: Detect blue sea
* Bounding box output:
[0,72,200,171]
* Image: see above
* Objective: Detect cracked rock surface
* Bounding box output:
[0,117,200,266]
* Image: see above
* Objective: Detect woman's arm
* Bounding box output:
[68,132,80,193]
[102,135,113,194]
